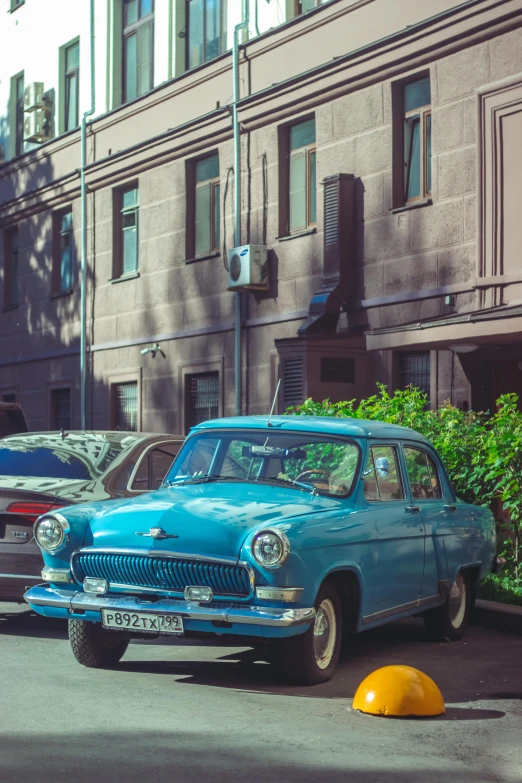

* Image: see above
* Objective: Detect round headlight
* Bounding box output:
[252,530,289,567]
[35,515,65,551]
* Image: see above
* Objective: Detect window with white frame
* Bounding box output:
[195,154,220,257]
[114,185,139,277]
[288,118,316,234]
[123,0,154,103]
[187,0,224,69]
[403,77,432,202]
[64,41,80,131]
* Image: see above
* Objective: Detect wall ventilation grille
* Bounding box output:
[321,357,355,384]
[283,357,304,407]
[323,181,339,246]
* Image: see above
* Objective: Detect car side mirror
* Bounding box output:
[375,457,389,478]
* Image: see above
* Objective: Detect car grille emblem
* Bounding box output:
[136,527,178,540]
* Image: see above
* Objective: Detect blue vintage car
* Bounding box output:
[25,416,496,684]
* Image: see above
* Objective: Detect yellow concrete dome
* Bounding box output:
[352,665,445,717]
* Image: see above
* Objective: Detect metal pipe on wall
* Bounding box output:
[80,0,96,430]
[232,0,250,417]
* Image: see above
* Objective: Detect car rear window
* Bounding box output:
[0,446,91,480]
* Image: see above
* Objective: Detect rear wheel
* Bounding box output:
[424,571,471,642]
[69,619,129,668]
[274,582,342,685]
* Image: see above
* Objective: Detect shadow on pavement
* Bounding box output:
[0,730,510,783]
[2,608,521,710]
[0,607,67,640]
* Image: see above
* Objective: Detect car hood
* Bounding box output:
[85,482,343,559]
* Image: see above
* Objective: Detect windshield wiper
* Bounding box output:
[249,476,318,495]
[164,474,247,487]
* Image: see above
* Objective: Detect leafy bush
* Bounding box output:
[287,385,522,586]
[478,574,522,607]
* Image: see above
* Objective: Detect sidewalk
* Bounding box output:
[472,598,522,634]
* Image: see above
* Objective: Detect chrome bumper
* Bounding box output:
[24,584,316,628]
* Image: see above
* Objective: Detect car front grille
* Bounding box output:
[72,550,252,598]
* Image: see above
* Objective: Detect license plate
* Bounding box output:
[101,609,184,635]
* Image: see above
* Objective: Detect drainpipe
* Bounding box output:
[80,0,95,430]
[232,0,249,417]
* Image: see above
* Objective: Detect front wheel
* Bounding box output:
[69,619,129,668]
[424,571,471,642]
[274,582,342,685]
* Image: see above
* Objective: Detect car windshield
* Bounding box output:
[0,446,92,480]
[165,431,360,497]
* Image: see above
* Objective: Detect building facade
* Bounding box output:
[1,0,522,433]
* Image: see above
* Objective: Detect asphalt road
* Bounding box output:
[1,604,521,783]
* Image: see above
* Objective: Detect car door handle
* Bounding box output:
[405,505,420,513]
[443,504,457,511]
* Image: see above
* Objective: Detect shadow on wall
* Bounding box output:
[0,107,98,429]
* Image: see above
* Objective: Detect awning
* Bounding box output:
[365,304,522,352]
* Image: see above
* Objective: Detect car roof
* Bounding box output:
[191,415,431,444]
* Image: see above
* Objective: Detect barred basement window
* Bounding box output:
[321,357,355,384]
[185,372,219,432]
[112,381,138,431]
[50,388,71,431]
[398,352,431,398]
[283,357,304,408]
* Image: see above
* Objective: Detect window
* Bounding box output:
[194,154,220,257]
[53,209,74,293]
[114,185,139,277]
[296,0,329,13]
[402,76,431,202]
[14,73,24,157]
[10,0,24,9]
[4,226,19,309]
[50,388,72,431]
[404,447,442,499]
[123,0,154,103]
[187,0,224,69]
[398,352,431,398]
[280,118,316,235]
[363,445,404,502]
[64,41,80,131]
[131,442,180,491]
[111,381,138,431]
[185,372,219,432]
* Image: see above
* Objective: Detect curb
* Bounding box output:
[472,598,522,635]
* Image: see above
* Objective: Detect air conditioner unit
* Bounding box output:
[24,82,45,112]
[24,110,50,143]
[227,244,269,290]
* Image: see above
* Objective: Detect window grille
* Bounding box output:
[398,352,431,398]
[186,372,219,431]
[283,357,304,407]
[113,382,138,431]
[321,357,355,384]
[51,388,71,431]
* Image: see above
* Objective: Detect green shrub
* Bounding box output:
[287,385,522,584]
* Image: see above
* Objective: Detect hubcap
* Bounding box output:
[449,573,466,628]
[313,598,337,670]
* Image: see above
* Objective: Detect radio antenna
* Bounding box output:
[267,379,281,427]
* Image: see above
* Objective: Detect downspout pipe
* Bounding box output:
[232,0,250,417]
[80,0,95,430]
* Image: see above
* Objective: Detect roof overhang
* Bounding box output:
[365,305,522,352]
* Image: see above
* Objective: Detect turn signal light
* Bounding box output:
[7,502,65,524]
